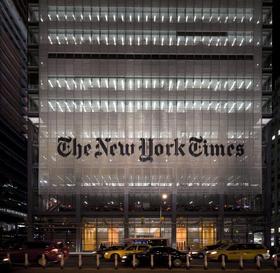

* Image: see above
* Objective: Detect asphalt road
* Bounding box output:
[6,256,279,273]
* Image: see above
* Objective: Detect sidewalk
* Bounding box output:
[12,267,279,273]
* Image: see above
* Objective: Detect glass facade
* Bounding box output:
[36,0,263,250]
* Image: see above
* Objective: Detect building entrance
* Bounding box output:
[82,217,216,251]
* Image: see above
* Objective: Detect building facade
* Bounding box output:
[0,0,28,242]
[263,0,279,250]
[29,0,266,251]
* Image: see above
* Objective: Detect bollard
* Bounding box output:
[168,254,172,269]
[41,253,46,269]
[24,253,29,269]
[114,254,118,270]
[239,255,244,270]
[132,254,136,269]
[221,255,226,270]
[203,254,208,270]
[150,254,154,269]
[96,254,100,269]
[273,255,278,270]
[78,254,82,269]
[60,253,64,269]
[186,254,190,269]
[6,253,11,263]
[256,256,261,270]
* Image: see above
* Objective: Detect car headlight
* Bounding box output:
[191,251,198,254]
[272,254,276,258]
[92,251,97,254]
[122,255,127,259]
[104,252,108,256]
[210,251,217,255]
[2,258,10,262]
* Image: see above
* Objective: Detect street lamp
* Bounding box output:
[160,193,168,238]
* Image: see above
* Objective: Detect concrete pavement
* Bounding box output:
[12,268,280,273]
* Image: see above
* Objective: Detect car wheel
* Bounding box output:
[173,258,182,268]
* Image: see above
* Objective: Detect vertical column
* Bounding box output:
[171,193,177,248]
[124,192,129,239]
[264,123,272,247]
[76,193,81,252]
[27,120,34,241]
[217,194,224,241]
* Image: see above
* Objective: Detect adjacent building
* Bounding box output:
[263,0,279,250]
[28,0,267,251]
[0,0,28,242]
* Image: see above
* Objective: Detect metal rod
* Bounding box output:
[96,253,100,269]
[221,255,226,270]
[78,254,82,269]
[24,253,29,269]
[114,253,118,269]
[204,254,208,270]
[151,254,154,269]
[239,255,244,270]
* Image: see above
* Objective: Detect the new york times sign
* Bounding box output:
[57,137,244,162]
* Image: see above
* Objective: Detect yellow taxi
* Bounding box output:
[207,243,270,261]
[104,245,150,260]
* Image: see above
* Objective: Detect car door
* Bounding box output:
[246,244,264,260]
[160,247,171,265]
[238,244,250,260]
[227,244,249,260]
[225,244,241,260]
[150,247,164,266]
[125,245,138,255]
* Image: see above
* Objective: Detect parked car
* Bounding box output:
[207,243,270,262]
[121,246,186,268]
[93,245,125,258]
[0,241,69,265]
[191,242,228,259]
[104,244,149,260]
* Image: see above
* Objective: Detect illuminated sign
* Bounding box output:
[57,137,244,162]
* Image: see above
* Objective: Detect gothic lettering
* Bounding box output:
[56,136,245,160]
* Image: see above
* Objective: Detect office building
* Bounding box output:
[28,0,267,251]
[0,0,28,242]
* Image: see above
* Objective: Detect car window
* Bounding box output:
[227,244,240,250]
[247,244,264,250]
[138,245,149,251]
[167,247,179,254]
[150,247,163,254]
[126,246,136,250]
[234,244,245,250]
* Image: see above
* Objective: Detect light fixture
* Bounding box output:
[162,193,168,200]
